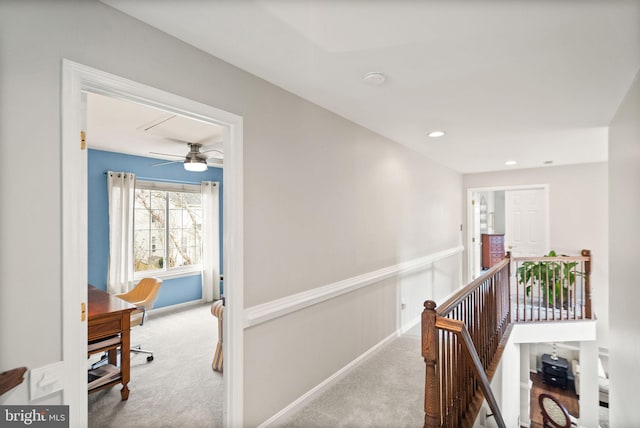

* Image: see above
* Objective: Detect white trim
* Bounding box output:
[135,179,201,192]
[61,58,88,428]
[133,268,201,282]
[222,117,244,427]
[244,245,464,328]
[258,330,401,428]
[61,60,244,427]
[146,299,205,316]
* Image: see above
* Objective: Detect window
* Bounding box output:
[134,181,202,276]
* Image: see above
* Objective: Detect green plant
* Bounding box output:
[516,250,584,308]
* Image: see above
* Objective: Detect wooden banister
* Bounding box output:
[0,367,27,397]
[582,249,592,319]
[436,318,506,428]
[423,249,593,427]
[512,250,592,322]
[422,301,440,427]
[436,258,510,317]
[423,254,511,428]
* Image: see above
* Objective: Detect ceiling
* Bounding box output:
[87,92,225,165]
[99,0,640,173]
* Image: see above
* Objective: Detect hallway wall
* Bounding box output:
[0,1,462,425]
[463,163,609,347]
[608,67,640,428]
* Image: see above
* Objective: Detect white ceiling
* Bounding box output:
[87,92,225,164]
[100,0,640,173]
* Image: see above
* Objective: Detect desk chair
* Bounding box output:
[211,299,224,372]
[116,278,162,362]
[538,393,578,428]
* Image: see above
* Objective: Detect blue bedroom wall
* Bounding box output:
[88,149,223,309]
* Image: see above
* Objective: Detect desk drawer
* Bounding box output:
[89,317,123,339]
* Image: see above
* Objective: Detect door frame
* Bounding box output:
[466,184,550,281]
[61,60,244,427]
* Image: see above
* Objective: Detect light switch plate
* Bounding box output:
[29,361,65,400]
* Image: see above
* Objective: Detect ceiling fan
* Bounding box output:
[151,141,223,171]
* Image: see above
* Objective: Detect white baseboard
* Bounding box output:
[257,330,401,428]
[148,299,206,316]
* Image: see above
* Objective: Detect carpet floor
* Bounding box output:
[274,328,425,428]
[87,305,609,428]
[88,302,223,428]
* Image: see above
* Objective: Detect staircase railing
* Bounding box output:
[421,249,593,427]
[512,249,592,322]
[422,256,511,428]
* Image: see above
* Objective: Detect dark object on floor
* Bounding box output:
[538,393,577,428]
[542,353,569,389]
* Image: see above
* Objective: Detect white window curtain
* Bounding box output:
[107,171,136,295]
[201,181,221,301]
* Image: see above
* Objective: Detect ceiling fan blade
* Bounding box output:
[163,137,191,145]
[201,148,224,156]
[152,160,181,167]
[149,151,184,158]
[207,158,224,166]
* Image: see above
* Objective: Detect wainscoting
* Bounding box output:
[244,246,464,328]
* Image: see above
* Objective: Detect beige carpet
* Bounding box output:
[88,302,223,428]
[274,331,425,428]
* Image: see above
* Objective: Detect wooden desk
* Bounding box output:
[87,285,136,400]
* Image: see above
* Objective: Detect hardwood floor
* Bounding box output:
[528,372,579,428]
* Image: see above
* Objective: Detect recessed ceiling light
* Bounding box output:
[362,72,387,86]
[428,130,446,138]
[544,160,554,165]
[505,160,517,166]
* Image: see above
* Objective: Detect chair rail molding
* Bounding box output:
[244,245,464,328]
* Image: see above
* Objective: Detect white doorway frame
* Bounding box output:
[61,60,244,427]
[466,184,550,282]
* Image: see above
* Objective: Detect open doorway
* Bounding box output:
[85,92,225,424]
[467,185,549,280]
[61,61,244,427]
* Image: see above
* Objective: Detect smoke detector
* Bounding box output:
[363,72,387,86]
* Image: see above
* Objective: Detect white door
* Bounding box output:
[504,188,547,257]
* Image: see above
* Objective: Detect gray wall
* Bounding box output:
[463,163,609,347]
[0,1,462,425]
[608,69,640,428]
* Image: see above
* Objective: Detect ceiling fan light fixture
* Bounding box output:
[184,155,208,172]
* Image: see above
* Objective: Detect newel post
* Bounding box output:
[582,249,592,319]
[423,300,440,428]
[505,251,512,324]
